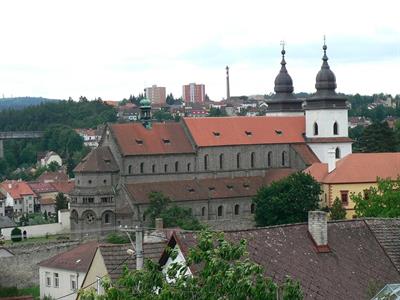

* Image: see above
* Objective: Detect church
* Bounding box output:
[70,43,353,235]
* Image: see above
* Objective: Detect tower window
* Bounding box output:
[175,161,179,172]
[251,203,255,214]
[250,152,255,168]
[128,165,132,174]
[267,151,273,167]
[335,147,340,159]
[140,162,144,174]
[234,204,240,215]
[313,122,319,136]
[204,154,209,170]
[333,122,338,135]
[219,154,224,170]
[281,151,287,166]
[164,164,168,173]
[236,153,241,169]
[217,205,223,217]
[187,163,191,172]
[202,207,206,216]
[152,164,156,173]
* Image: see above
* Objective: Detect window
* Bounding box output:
[128,165,132,174]
[251,203,255,214]
[250,152,255,168]
[101,197,112,203]
[187,163,191,172]
[236,153,241,169]
[234,204,240,215]
[313,122,319,136]
[164,164,168,173]
[335,147,340,159]
[104,213,110,224]
[175,161,179,172]
[219,154,224,170]
[88,180,92,184]
[152,164,156,173]
[53,273,59,288]
[201,207,206,217]
[267,151,272,167]
[281,151,287,166]
[103,179,107,184]
[333,122,338,135]
[204,154,209,170]
[217,205,223,217]
[83,197,94,204]
[140,162,144,174]
[340,191,349,205]
[70,275,77,291]
[45,272,51,287]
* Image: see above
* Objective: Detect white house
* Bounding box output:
[0,180,37,217]
[40,151,63,168]
[38,241,98,300]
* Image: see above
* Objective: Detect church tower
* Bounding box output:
[265,44,303,116]
[304,42,352,163]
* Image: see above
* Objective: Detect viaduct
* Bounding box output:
[0,131,44,159]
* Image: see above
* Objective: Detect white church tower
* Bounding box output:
[304,42,352,163]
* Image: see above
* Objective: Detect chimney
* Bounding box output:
[135,226,143,270]
[308,211,330,252]
[327,148,336,173]
[155,218,163,231]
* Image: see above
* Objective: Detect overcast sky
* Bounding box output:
[0,0,399,101]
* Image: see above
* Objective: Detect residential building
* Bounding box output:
[0,180,37,217]
[81,242,166,295]
[38,151,62,168]
[182,83,205,103]
[0,190,5,217]
[75,128,103,148]
[305,152,400,218]
[28,182,58,215]
[38,241,98,300]
[38,171,69,183]
[348,116,372,128]
[160,212,400,300]
[145,85,166,105]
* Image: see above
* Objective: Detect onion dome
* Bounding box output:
[274,49,294,95]
[139,98,151,107]
[315,44,337,96]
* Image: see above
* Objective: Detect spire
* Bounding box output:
[315,37,337,95]
[273,41,294,95]
[226,65,230,101]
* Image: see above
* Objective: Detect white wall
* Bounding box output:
[306,109,348,138]
[162,244,192,283]
[309,143,352,163]
[2,222,70,240]
[39,266,85,300]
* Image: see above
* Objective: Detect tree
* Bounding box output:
[55,193,68,222]
[208,107,227,117]
[358,122,397,152]
[144,192,203,230]
[253,172,321,226]
[352,178,400,218]
[329,197,346,220]
[80,230,303,300]
[11,227,22,242]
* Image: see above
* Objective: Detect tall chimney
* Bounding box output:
[308,211,329,252]
[226,66,230,102]
[327,148,336,173]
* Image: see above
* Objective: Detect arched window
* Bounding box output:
[267,151,272,167]
[234,204,240,215]
[104,213,110,224]
[187,163,191,172]
[140,162,144,174]
[152,164,156,173]
[204,154,209,170]
[251,203,255,214]
[175,161,179,172]
[219,154,224,170]
[250,152,255,168]
[71,210,78,224]
[281,151,287,166]
[217,205,223,217]
[236,153,241,169]
[333,122,338,135]
[335,147,340,159]
[201,207,206,217]
[164,164,168,173]
[313,122,319,136]
[128,165,132,174]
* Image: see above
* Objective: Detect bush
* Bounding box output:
[106,233,130,244]
[11,227,22,242]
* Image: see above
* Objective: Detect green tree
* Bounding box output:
[329,197,346,220]
[358,122,397,152]
[253,172,321,226]
[80,230,303,300]
[11,227,22,242]
[152,110,174,122]
[55,193,68,222]
[144,192,203,230]
[352,178,400,218]
[208,107,227,117]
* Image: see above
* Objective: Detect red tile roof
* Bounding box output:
[306,137,353,143]
[125,169,297,204]
[163,219,400,300]
[291,144,320,165]
[0,180,36,199]
[110,123,195,156]
[38,241,98,272]
[183,116,306,147]
[37,171,69,183]
[74,146,119,173]
[51,181,75,194]
[28,182,56,194]
[305,153,400,184]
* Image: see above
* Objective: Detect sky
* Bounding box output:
[0,0,399,101]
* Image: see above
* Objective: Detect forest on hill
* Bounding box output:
[0,97,61,111]
[0,99,117,180]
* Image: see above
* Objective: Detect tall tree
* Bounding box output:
[55,193,68,222]
[329,197,347,220]
[253,172,321,226]
[358,122,397,152]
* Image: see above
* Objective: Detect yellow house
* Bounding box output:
[305,152,400,218]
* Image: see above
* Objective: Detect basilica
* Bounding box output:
[70,44,352,234]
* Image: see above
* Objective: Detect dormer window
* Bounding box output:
[275,130,282,135]
[188,188,195,193]
[245,131,252,136]
[212,131,220,137]
[162,138,171,144]
[135,139,143,145]
[226,185,233,190]
[208,187,215,191]
[243,183,250,188]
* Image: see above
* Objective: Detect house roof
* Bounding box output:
[110,123,195,156]
[0,180,36,199]
[38,241,98,273]
[306,137,353,143]
[0,216,16,229]
[290,144,320,165]
[98,242,167,281]
[305,152,400,184]
[74,146,119,173]
[182,116,306,147]
[125,169,297,204]
[28,182,56,194]
[163,219,400,300]
[37,171,69,183]
[51,181,75,194]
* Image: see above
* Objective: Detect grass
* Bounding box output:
[0,285,40,299]
[3,234,63,246]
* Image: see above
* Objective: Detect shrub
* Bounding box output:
[106,233,130,244]
[11,227,22,242]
